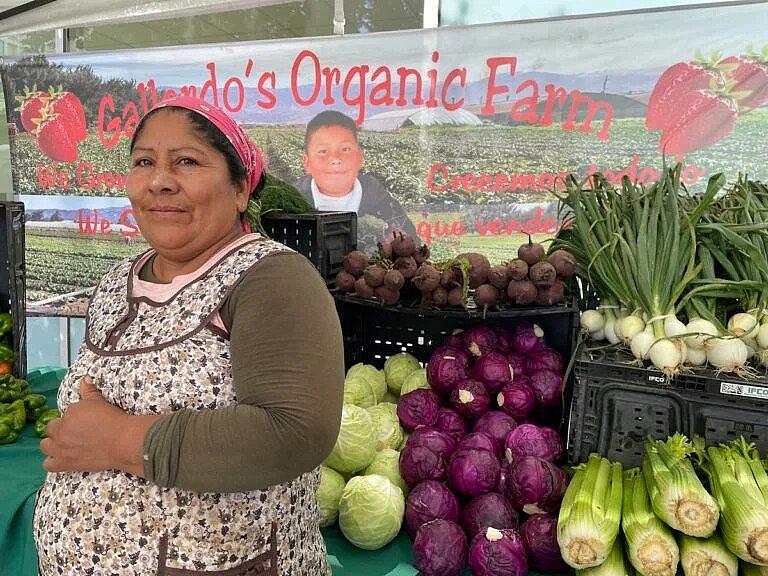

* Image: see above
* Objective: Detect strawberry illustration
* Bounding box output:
[657,90,737,157]
[646,53,724,131]
[718,46,768,113]
[15,88,49,134]
[48,90,87,141]
[35,112,78,163]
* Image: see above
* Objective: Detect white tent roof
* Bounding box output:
[362,107,482,132]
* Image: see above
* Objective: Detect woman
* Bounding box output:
[34,96,344,575]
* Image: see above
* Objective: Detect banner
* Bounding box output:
[2,1,767,311]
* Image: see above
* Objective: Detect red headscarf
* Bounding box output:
[134,95,264,194]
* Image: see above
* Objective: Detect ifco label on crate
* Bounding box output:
[720,381,768,400]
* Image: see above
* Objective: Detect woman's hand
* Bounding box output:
[40,377,160,476]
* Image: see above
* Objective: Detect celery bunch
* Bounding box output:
[680,533,737,576]
[622,468,679,576]
[558,453,623,569]
[577,538,633,576]
[643,433,719,537]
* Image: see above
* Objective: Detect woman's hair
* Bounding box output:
[131,107,264,198]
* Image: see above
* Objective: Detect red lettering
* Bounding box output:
[395,67,424,107]
[510,80,539,123]
[539,84,568,127]
[100,219,112,234]
[475,219,504,236]
[322,67,341,104]
[200,62,220,107]
[119,208,139,237]
[223,76,245,112]
[482,57,516,115]
[257,72,276,109]
[562,89,613,141]
[441,67,466,111]
[77,209,99,234]
[291,50,321,106]
[343,65,370,125]
[97,94,121,148]
[122,101,140,139]
[36,164,58,189]
[427,164,449,192]
[416,220,432,245]
[370,66,394,106]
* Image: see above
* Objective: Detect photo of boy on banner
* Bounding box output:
[294,110,417,244]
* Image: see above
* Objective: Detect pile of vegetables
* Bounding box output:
[0,373,59,444]
[0,311,15,375]
[334,232,575,311]
[395,323,571,576]
[244,173,315,236]
[557,166,768,376]
[558,433,768,576]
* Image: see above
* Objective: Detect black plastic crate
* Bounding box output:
[567,347,768,468]
[335,294,579,369]
[261,212,357,283]
[0,201,25,379]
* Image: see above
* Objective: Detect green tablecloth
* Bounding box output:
[0,368,423,576]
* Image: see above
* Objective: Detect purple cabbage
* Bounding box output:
[472,411,518,458]
[526,347,565,374]
[527,369,564,407]
[497,466,508,494]
[406,428,457,460]
[461,492,519,541]
[473,352,515,394]
[447,448,500,497]
[413,519,468,576]
[433,408,468,444]
[405,480,461,538]
[400,444,448,486]
[427,349,470,395]
[463,325,499,357]
[503,423,564,464]
[456,432,497,454]
[504,456,568,515]
[468,528,529,576]
[519,514,569,573]
[495,328,513,353]
[445,331,465,349]
[511,322,544,354]
[397,388,441,431]
[506,352,527,375]
[496,382,536,420]
[449,380,490,421]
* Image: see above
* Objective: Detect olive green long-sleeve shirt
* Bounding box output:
[140,250,345,493]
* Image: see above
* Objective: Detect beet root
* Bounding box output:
[529,261,557,286]
[343,250,369,277]
[507,279,537,305]
[548,249,576,278]
[518,238,545,266]
[475,284,499,309]
[363,265,386,288]
[383,269,405,291]
[412,264,441,292]
[375,285,401,305]
[507,259,529,281]
[335,270,356,292]
[354,277,375,299]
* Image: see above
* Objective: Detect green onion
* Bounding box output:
[679,533,737,576]
[622,468,679,576]
[703,443,768,565]
[576,538,632,576]
[642,433,719,537]
[558,453,623,569]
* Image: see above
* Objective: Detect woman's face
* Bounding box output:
[127,109,249,262]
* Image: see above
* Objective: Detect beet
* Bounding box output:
[413,244,430,266]
[457,252,491,288]
[536,280,565,305]
[392,233,416,257]
[447,287,465,307]
[383,269,405,291]
[413,264,441,292]
[343,250,368,277]
[363,265,386,288]
[378,241,394,260]
[335,270,356,292]
[548,249,576,278]
[441,268,460,288]
[507,259,529,281]
[354,277,374,298]
[374,285,400,305]
[488,265,509,289]
[432,286,448,307]
[474,284,499,309]
[393,256,418,280]
[506,279,537,305]
[529,261,557,286]
[518,238,545,266]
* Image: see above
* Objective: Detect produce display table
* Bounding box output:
[0,368,424,576]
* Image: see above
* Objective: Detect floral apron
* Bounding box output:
[34,235,331,576]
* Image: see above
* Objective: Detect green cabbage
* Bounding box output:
[364,448,409,497]
[338,474,405,550]
[381,391,399,404]
[399,368,430,396]
[317,465,346,527]
[366,402,405,451]
[384,353,421,395]
[346,363,387,403]
[343,373,378,408]
[324,404,377,474]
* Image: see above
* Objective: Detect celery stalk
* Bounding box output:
[622,468,679,576]
[679,533,737,576]
[577,538,633,576]
[704,445,768,565]
[558,453,623,568]
[742,560,768,576]
[643,434,719,537]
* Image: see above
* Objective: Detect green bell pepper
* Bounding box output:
[0,421,18,444]
[0,377,30,402]
[0,399,26,433]
[0,313,12,338]
[23,394,47,423]
[35,409,60,438]
[0,343,14,363]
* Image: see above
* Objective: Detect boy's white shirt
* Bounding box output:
[311,177,363,213]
